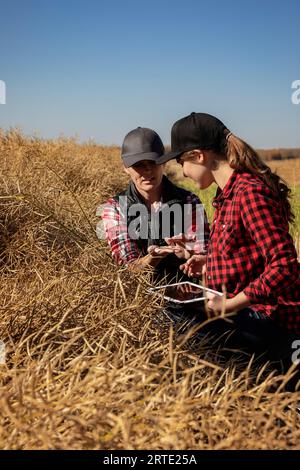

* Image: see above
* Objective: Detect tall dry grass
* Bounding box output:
[0,129,300,450]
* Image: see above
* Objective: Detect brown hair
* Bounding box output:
[219,131,294,223]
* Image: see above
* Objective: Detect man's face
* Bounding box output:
[124,160,164,193]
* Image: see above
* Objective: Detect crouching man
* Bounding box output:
[98,127,209,282]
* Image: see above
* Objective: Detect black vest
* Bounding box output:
[113,176,192,282]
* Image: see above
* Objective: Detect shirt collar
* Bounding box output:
[129,175,184,207]
[212,170,240,207]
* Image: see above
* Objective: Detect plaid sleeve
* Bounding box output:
[100,198,141,265]
[185,193,210,254]
[241,185,299,302]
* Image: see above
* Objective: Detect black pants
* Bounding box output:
[161,302,300,391]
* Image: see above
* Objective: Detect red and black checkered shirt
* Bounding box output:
[206,170,300,333]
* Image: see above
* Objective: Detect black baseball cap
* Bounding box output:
[159,112,227,163]
[121,127,165,168]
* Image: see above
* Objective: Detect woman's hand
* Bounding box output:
[179,255,207,277]
[206,291,226,314]
[205,291,250,314]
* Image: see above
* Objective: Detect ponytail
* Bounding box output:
[219,132,294,224]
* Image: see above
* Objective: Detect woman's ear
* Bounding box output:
[193,149,206,165]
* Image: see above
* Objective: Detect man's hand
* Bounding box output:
[130,245,171,270]
[147,245,174,258]
[164,233,196,260]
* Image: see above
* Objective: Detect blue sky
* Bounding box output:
[0,0,299,147]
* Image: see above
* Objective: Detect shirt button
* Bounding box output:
[222,224,226,228]
[207,275,211,280]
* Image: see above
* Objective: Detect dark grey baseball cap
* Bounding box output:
[121,127,165,168]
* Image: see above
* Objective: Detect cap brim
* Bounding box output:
[122,152,162,168]
[157,150,184,164]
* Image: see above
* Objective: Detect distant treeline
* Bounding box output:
[258,148,300,161]
[164,145,300,162]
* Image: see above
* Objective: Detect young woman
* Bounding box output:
[161,112,300,385]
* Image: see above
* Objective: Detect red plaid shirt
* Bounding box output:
[100,186,209,265]
[206,170,300,333]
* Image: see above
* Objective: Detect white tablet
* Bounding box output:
[148,281,223,304]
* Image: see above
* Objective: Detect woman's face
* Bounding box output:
[178,151,214,189]
[124,160,164,193]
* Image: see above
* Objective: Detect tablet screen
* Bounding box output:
[151,282,206,303]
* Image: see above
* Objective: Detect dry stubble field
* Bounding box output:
[0,129,299,450]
